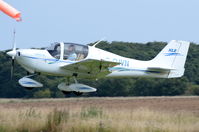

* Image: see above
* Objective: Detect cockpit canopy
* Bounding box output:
[46,42,88,61]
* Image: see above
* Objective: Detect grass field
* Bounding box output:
[0,96,199,132]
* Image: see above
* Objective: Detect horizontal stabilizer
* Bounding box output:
[148,67,174,74]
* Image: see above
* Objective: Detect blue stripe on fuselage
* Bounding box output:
[21,55,74,64]
[109,67,162,74]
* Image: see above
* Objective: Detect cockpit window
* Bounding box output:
[46,43,61,59]
[46,42,88,61]
[64,43,88,61]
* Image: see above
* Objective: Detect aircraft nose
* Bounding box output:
[7,50,17,57]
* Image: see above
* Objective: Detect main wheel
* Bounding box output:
[73,91,83,96]
[24,87,34,90]
[61,91,72,95]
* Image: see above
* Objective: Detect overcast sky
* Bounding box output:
[0,0,199,50]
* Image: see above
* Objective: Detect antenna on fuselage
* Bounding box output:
[92,37,106,47]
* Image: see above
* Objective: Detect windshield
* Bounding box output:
[46,43,61,59]
[63,43,88,61]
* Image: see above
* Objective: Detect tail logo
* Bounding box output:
[164,49,183,56]
[168,49,177,52]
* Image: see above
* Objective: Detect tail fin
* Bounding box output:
[150,40,190,78]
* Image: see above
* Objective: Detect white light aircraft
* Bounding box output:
[6,36,190,96]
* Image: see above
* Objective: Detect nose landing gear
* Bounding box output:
[18,74,43,90]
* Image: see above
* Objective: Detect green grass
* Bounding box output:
[81,106,103,119]
[0,107,198,132]
[0,98,199,132]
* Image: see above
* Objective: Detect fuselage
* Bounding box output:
[14,42,168,79]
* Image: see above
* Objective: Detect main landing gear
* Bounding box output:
[58,76,96,96]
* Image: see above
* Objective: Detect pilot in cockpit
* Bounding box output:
[68,45,77,61]
[52,44,60,59]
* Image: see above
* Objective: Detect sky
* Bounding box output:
[0,0,199,50]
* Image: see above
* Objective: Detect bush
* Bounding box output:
[185,84,199,95]
[33,89,51,98]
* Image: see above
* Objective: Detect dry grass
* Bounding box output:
[0,97,199,132]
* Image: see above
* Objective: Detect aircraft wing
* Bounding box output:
[61,59,120,78]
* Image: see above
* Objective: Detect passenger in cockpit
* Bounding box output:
[68,45,77,61]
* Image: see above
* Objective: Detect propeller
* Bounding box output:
[10,58,14,80]
[7,29,17,80]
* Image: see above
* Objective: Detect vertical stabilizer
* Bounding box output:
[151,40,190,78]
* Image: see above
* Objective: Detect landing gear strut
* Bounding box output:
[72,76,83,96]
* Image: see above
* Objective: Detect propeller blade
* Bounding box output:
[10,58,14,80]
[12,29,16,51]
[10,29,17,80]
[7,29,17,80]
